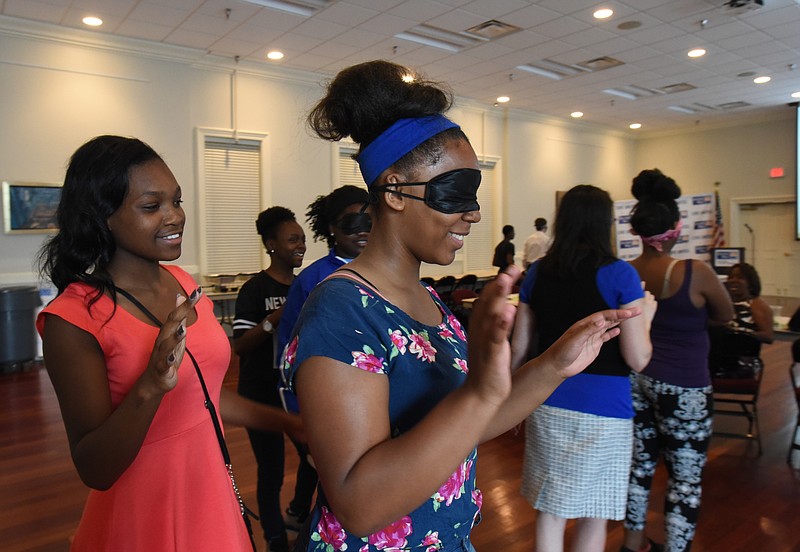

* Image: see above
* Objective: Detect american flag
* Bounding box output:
[712,189,725,248]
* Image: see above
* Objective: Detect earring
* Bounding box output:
[268,249,275,254]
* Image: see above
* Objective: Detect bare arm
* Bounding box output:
[232,305,284,357]
[294,271,522,535]
[617,292,655,373]
[694,261,735,324]
[296,356,495,536]
[219,387,304,442]
[480,307,639,441]
[748,297,775,344]
[42,293,199,490]
[510,302,535,372]
[295,268,638,535]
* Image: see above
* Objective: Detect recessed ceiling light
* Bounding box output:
[571,111,584,118]
[593,8,613,19]
[792,91,800,98]
[401,74,415,83]
[82,16,103,27]
[688,48,706,58]
[496,96,510,103]
[753,76,771,84]
[266,50,284,60]
[629,123,642,129]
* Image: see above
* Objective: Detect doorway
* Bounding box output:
[731,197,799,305]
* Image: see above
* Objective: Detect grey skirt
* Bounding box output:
[520,405,632,520]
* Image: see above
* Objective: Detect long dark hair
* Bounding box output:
[540,184,614,278]
[307,60,468,190]
[629,168,681,238]
[37,135,162,305]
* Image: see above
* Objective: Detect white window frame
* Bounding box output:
[195,127,271,277]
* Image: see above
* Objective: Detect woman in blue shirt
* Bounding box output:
[511,185,655,552]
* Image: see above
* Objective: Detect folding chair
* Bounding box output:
[454,274,478,292]
[709,328,764,455]
[433,275,456,306]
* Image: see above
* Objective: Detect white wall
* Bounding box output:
[635,117,796,247]
[0,16,795,290]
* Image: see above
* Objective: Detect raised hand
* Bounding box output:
[464,265,521,406]
[543,306,642,380]
[145,288,202,394]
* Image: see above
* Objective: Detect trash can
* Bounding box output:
[0,286,42,368]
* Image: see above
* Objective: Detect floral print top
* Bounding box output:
[283,277,481,551]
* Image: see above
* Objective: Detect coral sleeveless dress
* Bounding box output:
[37,265,251,551]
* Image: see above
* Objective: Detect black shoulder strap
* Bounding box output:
[114,287,228,463]
[335,267,380,292]
[114,286,258,547]
[115,287,163,326]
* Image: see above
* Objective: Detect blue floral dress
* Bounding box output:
[283,277,481,551]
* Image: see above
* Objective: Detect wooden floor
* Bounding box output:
[1,340,798,552]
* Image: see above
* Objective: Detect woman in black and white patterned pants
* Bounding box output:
[622,168,733,552]
[625,373,714,552]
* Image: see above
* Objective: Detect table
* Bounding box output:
[773,316,800,343]
[204,289,238,328]
[461,293,519,309]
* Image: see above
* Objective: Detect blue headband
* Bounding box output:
[357,115,459,187]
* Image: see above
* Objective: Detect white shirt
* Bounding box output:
[522,230,552,268]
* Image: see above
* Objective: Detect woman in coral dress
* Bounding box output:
[37,135,302,551]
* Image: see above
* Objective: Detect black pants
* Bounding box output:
[246,428,318,541]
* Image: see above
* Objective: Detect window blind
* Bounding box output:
[203,137,262,275]
[337,144,367,190]
[464,163,495,272]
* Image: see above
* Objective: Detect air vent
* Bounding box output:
[517,56,624,81]
[465,20,522,39]
[396,24,487,52]
[717,101,751,109]
[722,0,764,14]
[239,0,334,17]
[660,82,697,94]
[576,56,625,71]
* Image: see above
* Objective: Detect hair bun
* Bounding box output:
[631,168,681,202]
[308,60,453,147]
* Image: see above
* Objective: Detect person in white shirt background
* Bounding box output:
[523,217,552,269]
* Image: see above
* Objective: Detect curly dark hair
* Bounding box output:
[629,168,681,238]
[256,206,297,248]
[306,185,369,248]
[37,135,162,305]
[306,60,468,191]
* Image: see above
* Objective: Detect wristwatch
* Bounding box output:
[262,318,274,333]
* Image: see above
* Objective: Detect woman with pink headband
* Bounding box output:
[281,60,642,552]
[622,169,733,552]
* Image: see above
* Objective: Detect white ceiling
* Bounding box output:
[2,0,799,133]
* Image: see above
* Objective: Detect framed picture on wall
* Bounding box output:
[2,181,62,234]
